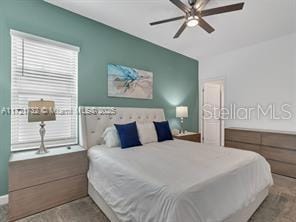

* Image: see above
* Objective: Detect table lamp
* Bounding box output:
[176,106,188,134]
[28,99,56,154]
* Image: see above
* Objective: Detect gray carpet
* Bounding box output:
[0,174,295,222]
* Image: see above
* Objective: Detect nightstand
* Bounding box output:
[174,132,201,142]
[8,146,88,221]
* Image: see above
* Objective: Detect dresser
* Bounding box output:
[225,128,296,178]
[174,132,201,142]
[8,146,88,221]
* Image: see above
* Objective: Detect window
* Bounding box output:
[11,30,79,151]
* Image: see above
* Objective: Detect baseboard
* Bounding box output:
[0,194,8,205]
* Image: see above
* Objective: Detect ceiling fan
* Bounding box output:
[150,0,245,38]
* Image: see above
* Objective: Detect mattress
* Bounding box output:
[88,140,273,222]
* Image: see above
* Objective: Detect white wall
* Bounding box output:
[200,33,296,132]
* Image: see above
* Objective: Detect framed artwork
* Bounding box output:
[108,64,153,99]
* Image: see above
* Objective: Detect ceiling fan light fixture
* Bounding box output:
[186,15,199,27]
[150,0,245,38]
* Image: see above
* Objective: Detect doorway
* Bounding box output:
[201,80,224,146]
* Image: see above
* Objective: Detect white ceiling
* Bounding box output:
[46,0,296,60]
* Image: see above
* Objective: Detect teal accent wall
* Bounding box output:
[0,0,198,196]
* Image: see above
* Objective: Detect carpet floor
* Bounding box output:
[0,174,295,222]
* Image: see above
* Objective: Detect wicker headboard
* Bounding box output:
[79,106,165,149]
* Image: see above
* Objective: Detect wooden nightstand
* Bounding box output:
[8,146,88,221]
[174,132,201,142]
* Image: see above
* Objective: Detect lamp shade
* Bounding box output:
[28,100,56,122]
[176,106,188,118]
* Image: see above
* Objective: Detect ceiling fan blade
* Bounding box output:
[170,0,191,13]
[174,22,187,38]
[198,17,215,33]
[150,16,185,26]
[194,0,210,10]
[200,3,244,17]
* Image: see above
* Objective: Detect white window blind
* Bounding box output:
[11,30,79,151]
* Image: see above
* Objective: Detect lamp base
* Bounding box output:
[36,122,48,154]
[36,145,48,154]
[180,117,185,135]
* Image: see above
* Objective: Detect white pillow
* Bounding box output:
[102,126,120,147]
[136,122,158,144]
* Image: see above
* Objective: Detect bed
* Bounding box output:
[79,106,273,222]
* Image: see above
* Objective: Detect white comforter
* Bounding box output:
[88,140,273,222]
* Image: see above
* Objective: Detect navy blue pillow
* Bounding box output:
[153,121,173,142]
[114,122,142,149]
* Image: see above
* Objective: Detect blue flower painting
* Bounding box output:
[108,64,153,99]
